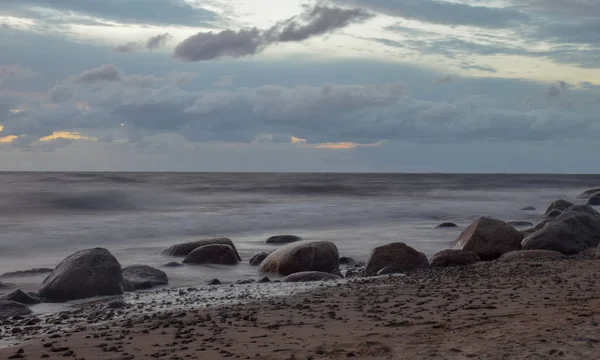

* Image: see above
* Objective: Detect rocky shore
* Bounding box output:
[1,189,600,359]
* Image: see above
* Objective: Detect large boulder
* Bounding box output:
[578,188,600,199]
[282,271,342,283]
[451,218,523,260]
[182,244,239,265]
[266,235,302,244]
[258,241,339,276]
[0,289,40,305]
[498,250,564,262]
[430,249,480,267]
[38,248,126,302]
[586,193,600,206]
[544,199,574,217]
[364,243,428,276]
[162,238,241,260]
[522,211,600,254]
[0,300,31,319]
[249,252,269,266]
[562,204,600,216]
[122,265,168,290]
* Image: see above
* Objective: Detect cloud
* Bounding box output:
[434,74,456,84]
[0,65,35,84]
[115,33,173,53]
[0,0,218,27]
[339,0,528,28]
[173,4,372,61]
[547,84,561,97]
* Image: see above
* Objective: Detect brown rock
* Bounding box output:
[364,243,428,276]
[162,238,241,260]
[430,249,480,267]
[451,217,523,260]
[182,244,240,265]
[258,241,339,276]
[498,250,565,262]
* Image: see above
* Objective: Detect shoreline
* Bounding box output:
[3,257,600,359]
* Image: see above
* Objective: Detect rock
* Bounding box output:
[339,256,357,265]
[236,279,255,284]
[578,188,600,199]
[376,268,405,276]
[0,301,31,319]
[544,199,574,217]
[451,217,523,260]
[0,289,40,305]
[586,194,600,206]
[258,241,339,276]
[182,244,240,265]
[258,276,270,283]
[522,211,600,254]
[545,209,562,218]
[105,300,128,309]
[508,221,534,227]
[282,271,342,283]
[521,228,537,237]
[436,222,458,228]
[162,262,184,268]
[430,249,480,267]
[265,235,302,244]
[162,238,241,260]
[249,252,269,266]
[122,265,168,290]
[498,250,565,262]
[364,242,428,276]
[562,204,600,216]
[206,279,221,285]
[520,206,536,211]
[38,248,126,302]
[0,268,54,278]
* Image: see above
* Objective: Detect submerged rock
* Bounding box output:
[452,217,523,260]
[339,256,357,265]
[266,235,302,244]
[249,252,269,266]
[436,222,458,228]
[38,248,126,302]
[122,265,168,290]
[544,199,574,217]
[430,249,480,267]
[498,250,564,262]
[0,301,32,319]
[162,238,241,261]
[183,244,239,265]
[0,268,53,278]
[0,289,40,305]
[586,194,600,206]
[206,279,221,286]
[162,262,184,268]
[520,206,536,211]
[578,188,600,199]
[283,271,342,283]
[364,242,428,276]
[259,240,339,276]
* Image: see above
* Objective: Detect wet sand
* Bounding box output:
[3,258,600,359]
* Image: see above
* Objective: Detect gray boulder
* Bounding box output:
[122,265,168,290]
[522,211,600,254]
[0,289,40,305]
[38,248,126,302]
[364,242,428,276]
[249,252,269,266]
[182,244,240,265]
[0,300,31,319]
[544,199,574,217]
[586,193,600,206]
[545,209,562,218]
[163,238,241,261]
[452,217,523,260]
[266,235,302,244]
[430,249,480,267]
[498,250,564,262]
[562,204,600,216]
[283,271,342,283]
[258,241,339,276]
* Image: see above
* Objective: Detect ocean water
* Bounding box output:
[0,172,599,293]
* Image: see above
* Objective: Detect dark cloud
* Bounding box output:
[69,64,123,84]
[115,33,173,53]
[339,0,528,28]
[173,5,372,61]
[0,0,218,26]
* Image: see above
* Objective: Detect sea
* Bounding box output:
[1,172,599,294]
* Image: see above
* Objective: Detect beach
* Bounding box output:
[3,255,600,359]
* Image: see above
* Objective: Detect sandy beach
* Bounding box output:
[3,255,600,360]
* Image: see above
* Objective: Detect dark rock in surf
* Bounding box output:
[258,241,339,276]
[283,271,342,283]
[508,221,534,227]
[522,210,600,255]
[364,243,428,276]
[162,262,184,268]
[236,279,255,284]
[498,250,564,262]
[258,276,270,283]
[544,199,574,217]
[206,279,221,285]
[0,289,40,305]
[0,301,31,319]
[430,249,480,268]
[452,217,523,260]
[0,268,54,278]
[38,248,126,302]
[436,222,458,228]
[520,206,536,211]
[265,235,302,244]
[578,188,600,199]
[249,252,269,266]
[182,244,239,265]
[586,194,600,206]
[339,256,357,265]
[162,238,241,261]
[122,265,168,290]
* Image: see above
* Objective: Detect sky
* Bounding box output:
[1,0,600,173]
